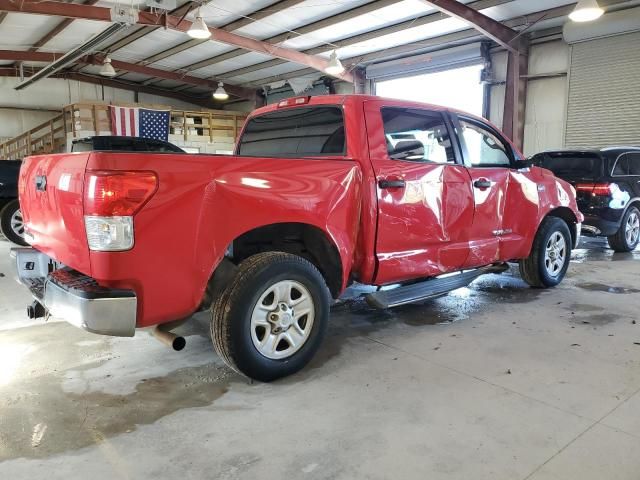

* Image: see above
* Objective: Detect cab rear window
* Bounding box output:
[237,106,345,157]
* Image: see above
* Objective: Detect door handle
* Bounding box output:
[473,179,492,189]
[378,178,406,189]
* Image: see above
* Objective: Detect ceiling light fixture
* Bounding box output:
[213,82,229,100]
[99,56,117,77]
[187,9,211,39]
[325,51,345,76]
[569,0,605,22]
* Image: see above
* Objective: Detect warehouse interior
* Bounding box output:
[1,0,640,478]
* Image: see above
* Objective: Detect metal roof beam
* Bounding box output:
[0,50,256,98]
[0,0,353,82]
[88,55,255,98]
[0,68,224,108]
[418,0,521,53]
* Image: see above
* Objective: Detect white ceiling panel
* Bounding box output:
[280,0,436,51]
[0,13,62,50]
[112,29,191,63]
[227,61,309,84]
[39,19,112,53]
[231,0,371,39]
[190,51,275,78]
[196,0,280,28]
[150,41,236,70]
[334,16,468,59]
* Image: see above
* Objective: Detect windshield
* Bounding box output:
[534,153,603,180]
[237,106,345,157]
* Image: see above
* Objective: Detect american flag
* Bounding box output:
[109,106,170,141]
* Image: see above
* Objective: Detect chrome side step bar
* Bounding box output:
[366,263,510,309]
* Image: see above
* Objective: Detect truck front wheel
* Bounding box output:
[211,252,330,382]
[519,217,572,288]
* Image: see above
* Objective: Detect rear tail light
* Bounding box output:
[575,183,613,196]
[83,171,157,251]
[84,171,158,216]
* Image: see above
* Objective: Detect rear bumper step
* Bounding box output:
[366,263,509,309]
[11,247,137,337]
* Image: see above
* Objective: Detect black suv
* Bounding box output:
[532,147,640,252]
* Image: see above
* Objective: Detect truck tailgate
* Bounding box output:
[20,153,92,275]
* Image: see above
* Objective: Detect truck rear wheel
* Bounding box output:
[211,252,330,382]
[0,200,28,246]
[519,217,572,288]
[607,206,640,252]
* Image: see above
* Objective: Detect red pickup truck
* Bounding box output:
[12,95,582,381]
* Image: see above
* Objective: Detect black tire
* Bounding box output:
[0,199,28,246]
[211,252,330,382]
[607,206,640,253]
[519,217,572,288]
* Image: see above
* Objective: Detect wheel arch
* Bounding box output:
[546,207,580,248]
[202,222,344,309]
[624,198,640,215]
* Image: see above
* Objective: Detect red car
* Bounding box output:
[12,95,582,381]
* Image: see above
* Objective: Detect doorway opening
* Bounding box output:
[375,64,484,117]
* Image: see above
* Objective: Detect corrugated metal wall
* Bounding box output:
[565,31,640,148]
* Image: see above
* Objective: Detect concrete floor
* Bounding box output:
[0,238,639,480]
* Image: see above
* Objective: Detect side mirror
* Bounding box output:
[516,158,535,169]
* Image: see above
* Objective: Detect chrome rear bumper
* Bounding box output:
[11,247,137,337]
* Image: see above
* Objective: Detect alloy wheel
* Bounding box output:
[250,280,315,360]
[625,211,640,247]
[10,208,25,239]
[544,231,566,277]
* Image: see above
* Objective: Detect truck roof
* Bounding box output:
[250,94,456,118]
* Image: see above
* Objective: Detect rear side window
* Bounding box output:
[381,108,454,164]
[238,106,345,157]
[612,153,640,176]
[612,155,630,175]
[631,154,640,175]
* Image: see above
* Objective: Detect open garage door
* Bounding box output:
[368,44,485,116]
[565,32,640,148]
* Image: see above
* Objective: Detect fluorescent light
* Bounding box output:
[569,0,604,22]
[213,82,229,100]
[100,57,117,77]
[15,22,128,90]
[325,50,345,76]
[187,9,211,39]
